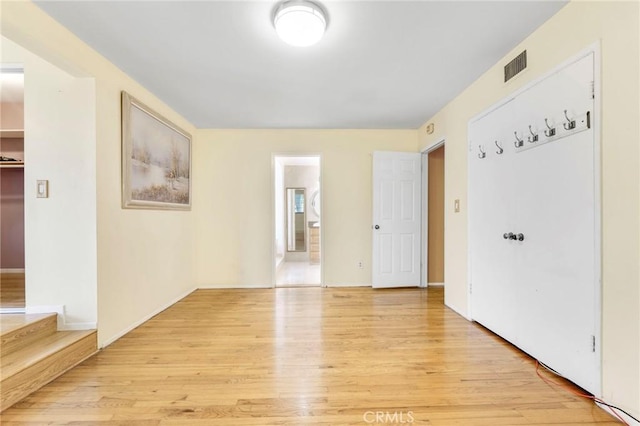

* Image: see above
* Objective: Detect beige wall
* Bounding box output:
[4,0,638,418]
[418,1,639,418]
[1,2,197,345]
[194,129,417,287]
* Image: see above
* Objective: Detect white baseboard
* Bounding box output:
[0,307,25,314]
[197,283,273,289]
[596,401,640,426]
[197,283,372,289]
[99,287,196,349]
[428,282,445,287]
[1,268,25,273]
[324,282,370,287]
[60,322,97,331]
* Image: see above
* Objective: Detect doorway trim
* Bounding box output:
[420,137,445,288]
[271,153,324,288]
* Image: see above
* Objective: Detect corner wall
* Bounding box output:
[1,36,97,327]
[418,0,639,418]
[1,2,197,345]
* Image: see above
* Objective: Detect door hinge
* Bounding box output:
[590,80,595,99]
[469,282,472,294]
[591,335,596,352]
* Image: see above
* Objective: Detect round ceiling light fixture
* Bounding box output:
[274,0,327,47]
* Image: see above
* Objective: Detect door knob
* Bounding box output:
[374,225,380,230]
[517,233,525,241]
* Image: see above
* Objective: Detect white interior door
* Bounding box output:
[469,100,520,343]
[372,152,421,288]
[512,54,598,392]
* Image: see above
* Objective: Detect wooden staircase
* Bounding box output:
[0,313,97,411]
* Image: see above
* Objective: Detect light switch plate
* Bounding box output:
[37,180,49,198]
[454,199,460,213]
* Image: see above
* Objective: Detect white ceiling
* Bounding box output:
[34,1,567,129]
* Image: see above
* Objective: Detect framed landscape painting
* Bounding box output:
[121,91,192,210]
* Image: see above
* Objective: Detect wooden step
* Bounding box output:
[1,313,57,357]
[0,313,97,412]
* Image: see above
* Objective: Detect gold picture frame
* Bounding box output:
[121,91,192,210]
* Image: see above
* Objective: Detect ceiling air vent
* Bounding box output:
[504,50,527,82]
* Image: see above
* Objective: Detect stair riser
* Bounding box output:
[1,315,57,357]
[0,331,97,412]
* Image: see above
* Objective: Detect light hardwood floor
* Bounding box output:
[0,273,25,309]
[0,287,619,425]
[276,261,321,287]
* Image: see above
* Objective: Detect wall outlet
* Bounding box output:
[357,261,364,269]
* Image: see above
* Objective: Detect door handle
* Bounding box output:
[374,225,380,230]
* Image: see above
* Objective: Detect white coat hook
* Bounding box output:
[513,131,523,148]
[563,109,576,130]
[528,125,538,143]
[544,118,556,137]
[495,140,503,154]
[478,145,486,159]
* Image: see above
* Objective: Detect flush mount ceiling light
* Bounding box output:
[273,0,327,47]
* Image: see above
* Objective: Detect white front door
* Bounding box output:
[372,151,422,288]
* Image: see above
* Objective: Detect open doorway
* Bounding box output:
[274,155,321,287]
[0,67,25,312]
[421,142,445,288]
[427,145,445,286]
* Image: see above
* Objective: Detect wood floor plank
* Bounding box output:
[0,273,25,309]
[0,287,620,424]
